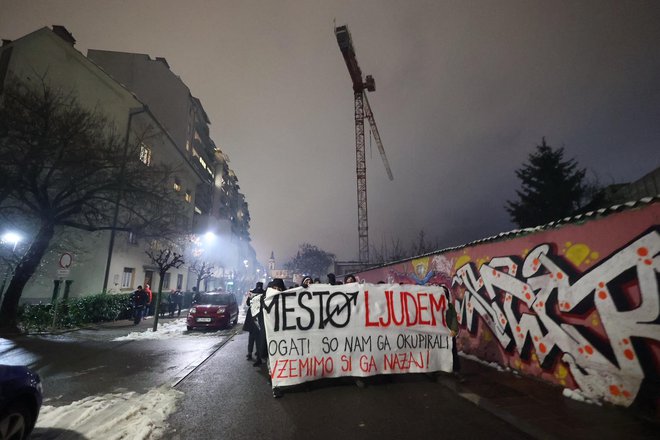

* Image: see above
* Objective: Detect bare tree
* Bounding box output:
[145,244,185,331]
[0,79,188,332]
[409,230,441,257]
[285,243,335,280]
[188,259,216,292]
[371,236,406,264]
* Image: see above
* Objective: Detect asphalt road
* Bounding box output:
[168,331,532,440]
[0,317,234,405]
[1,317,532,439]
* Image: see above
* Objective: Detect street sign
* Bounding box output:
[59,253,73,269]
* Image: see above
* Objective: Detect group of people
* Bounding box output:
[241,274,358,398]
[241,275,462,397]
[130,284,184,324]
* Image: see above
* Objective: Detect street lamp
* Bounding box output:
[0,231,22,299]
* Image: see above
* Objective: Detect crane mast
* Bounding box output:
[335,24,393,263]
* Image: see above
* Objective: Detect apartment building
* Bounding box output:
[0,26,254,301]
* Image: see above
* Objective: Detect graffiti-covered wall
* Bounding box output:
[356,203,660,407]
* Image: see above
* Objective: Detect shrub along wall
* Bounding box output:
[356,201,659,409]
[19,293,133,332]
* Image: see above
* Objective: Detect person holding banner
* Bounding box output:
[253,278,286,367]
[244,282,264,360]
[445,294,462,378]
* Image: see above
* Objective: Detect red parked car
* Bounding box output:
[186,292,239,331]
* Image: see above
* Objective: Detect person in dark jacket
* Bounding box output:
[131,285,149,325]
[172,289,183,317]
[244,282,264,360]
[445,295,461,376]
[253,278,286,367]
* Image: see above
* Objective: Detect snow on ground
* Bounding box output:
[112,319,190,341]
[35,385,183,439]
[562,387,602,406]
[459,352,509,372]
[112,306,248,342]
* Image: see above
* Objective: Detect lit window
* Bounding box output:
[194,206,202,214]
[139,143,152,166]
[185,191,192,203]
[199,156,207,169]
[121,268,134,288]
[173,178,181,192]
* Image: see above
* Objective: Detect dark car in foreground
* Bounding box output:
[187,292,239,331]
[0,365,43,440]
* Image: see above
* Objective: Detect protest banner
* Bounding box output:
[261,283,454,388]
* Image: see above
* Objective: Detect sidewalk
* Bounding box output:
[435,357,658,440]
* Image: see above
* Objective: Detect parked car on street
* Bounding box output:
[0,364,43,440]
[186,291,239,331]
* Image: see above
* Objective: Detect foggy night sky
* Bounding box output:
[1,0,659,267]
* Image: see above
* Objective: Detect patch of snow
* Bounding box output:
[113,319,189,341]
[562,387,602,406]
[35,385,182,439]
[459,352,508,372]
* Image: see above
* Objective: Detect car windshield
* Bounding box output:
[199,294,230,305]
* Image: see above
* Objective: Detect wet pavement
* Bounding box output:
[435,358,659,440]
[168,330,533,440]
[2,313,658,439]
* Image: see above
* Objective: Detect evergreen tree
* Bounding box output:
[506,138,587,228]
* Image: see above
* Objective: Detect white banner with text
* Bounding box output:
[262,283,454,388]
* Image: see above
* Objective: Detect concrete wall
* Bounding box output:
[356,201,659,408]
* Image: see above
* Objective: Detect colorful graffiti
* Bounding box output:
[453,230,658,406]
[357,205,660,407]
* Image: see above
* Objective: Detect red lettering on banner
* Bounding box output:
[359,355,377,372]
[429,294,447,326]
[417,293,430,325]
[365,290,447,328]
[403,291,417,326]
[383,351,429,372]
[365,291,379,327]
[270,357,334,379]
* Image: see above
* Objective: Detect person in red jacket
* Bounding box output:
[143,284,153,318]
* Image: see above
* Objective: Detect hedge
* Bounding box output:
[18,293,133,332]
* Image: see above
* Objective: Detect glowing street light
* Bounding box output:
[1,232,22,252]
[1,231,23,298]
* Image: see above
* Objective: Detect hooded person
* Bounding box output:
[301,276,313,289]
[270,278,286,291]
[327,273,337,285]
[244,282,265,361]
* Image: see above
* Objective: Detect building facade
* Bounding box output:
[0,26,254,302]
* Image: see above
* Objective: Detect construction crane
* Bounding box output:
[335,24,394,263]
